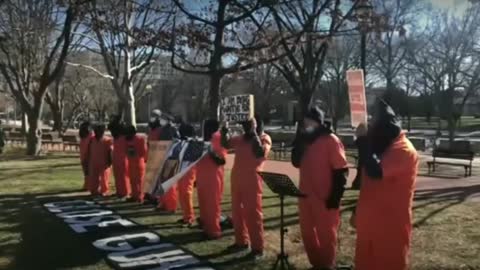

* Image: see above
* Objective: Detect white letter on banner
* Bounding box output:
[48,204,97,213]
[93,232,160,252]
[108,244,185,268]
[69,216,135,233]
[57,209,112,219]
[44,200,95,209]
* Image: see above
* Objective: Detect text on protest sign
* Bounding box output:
[346,69,368,128]
[221,95,254,122]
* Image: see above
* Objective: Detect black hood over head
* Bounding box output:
[179,123,195,139]
[368,99,401,156]
[302,106,332,140]
[94,124,105,140]
[108,116,124,139]
[124,125,136,141]
[79,121,91,139]
[203,119,219,142]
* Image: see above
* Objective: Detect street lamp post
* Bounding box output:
[355,0,373,79]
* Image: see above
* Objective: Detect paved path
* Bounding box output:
[225,154,480,202]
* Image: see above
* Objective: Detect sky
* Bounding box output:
[428,0,470,14]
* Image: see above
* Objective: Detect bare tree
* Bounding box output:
[322,36,359,131]
[409,7,480,142]
[0,0,80,155]
[70,0,173,126]
[265,0,360,115]
[170,0,276,119]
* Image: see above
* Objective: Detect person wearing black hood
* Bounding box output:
[87,123,113,196]
[108,117,131,199]
[148,109,162,142]
[79,121,93,191]
[176,122,197,225]
[350,99,418,270]
[158,115,180,141]
[291,106,348,270]
[221,115,272,260]
[196,119,228,239]
[124,125,148,203]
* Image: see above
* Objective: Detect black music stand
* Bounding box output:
[258,172,306,270]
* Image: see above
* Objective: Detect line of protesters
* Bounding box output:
[79,99,417,270]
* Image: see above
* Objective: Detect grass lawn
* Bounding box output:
[1,147,480,270]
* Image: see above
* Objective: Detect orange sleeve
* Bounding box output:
[329,136,348,170]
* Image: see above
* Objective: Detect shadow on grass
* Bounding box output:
[0,191,104,270]
[412,184,480,227]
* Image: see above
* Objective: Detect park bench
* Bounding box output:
[427,141,474,177]
[62,135,80,152]
[6,131,25,145]
[41,133,63,151]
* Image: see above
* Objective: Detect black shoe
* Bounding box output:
[226,244,250,253]
[248,250,264,262]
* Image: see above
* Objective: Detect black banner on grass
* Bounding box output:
[43,199,214,270]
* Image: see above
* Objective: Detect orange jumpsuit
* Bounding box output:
[79,132,93,190]
[298,134,348,268]
[354,133,418,270]
[147,127,161,142]
[88,137,112,196]
[177,167,196,223]
[113,136,131,198]
[196,131,227,239]
[126,135,147,203]
[230,134,272,252]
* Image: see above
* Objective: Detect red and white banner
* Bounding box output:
[346,69,368,128]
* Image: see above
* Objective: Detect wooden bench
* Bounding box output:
[6,131,25,145]
[41,133,63,151]
[427,141,474,177]
[62,135,80,152]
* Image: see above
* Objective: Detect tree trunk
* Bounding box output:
[122,83,136,126]
[26,109,42,156]
[298,91,313,118]
[51,105,64,135]
[21,112,28,135]
[208,73,222,120]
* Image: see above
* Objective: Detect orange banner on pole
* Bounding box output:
[346,69,368,128]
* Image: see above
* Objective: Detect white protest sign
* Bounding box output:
[221,94,254,123]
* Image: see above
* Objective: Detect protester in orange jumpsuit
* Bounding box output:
[221,116,271,260]
[196,119,227,239]
[79,121,93,191]
[291,107,349,270]
[350,100,418,270]
[123,125,148,203]
[88,124,113,196]
[147,109,162,142]
[176,123,197,225]
[108,118,131,199]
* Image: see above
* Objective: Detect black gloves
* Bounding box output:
[291,134,306,168]
[251,135,265,158]
[326,168,348,209]
[209,150,226,165]
[357,136,383,180]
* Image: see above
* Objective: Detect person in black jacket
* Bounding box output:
[291,106,349,270]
